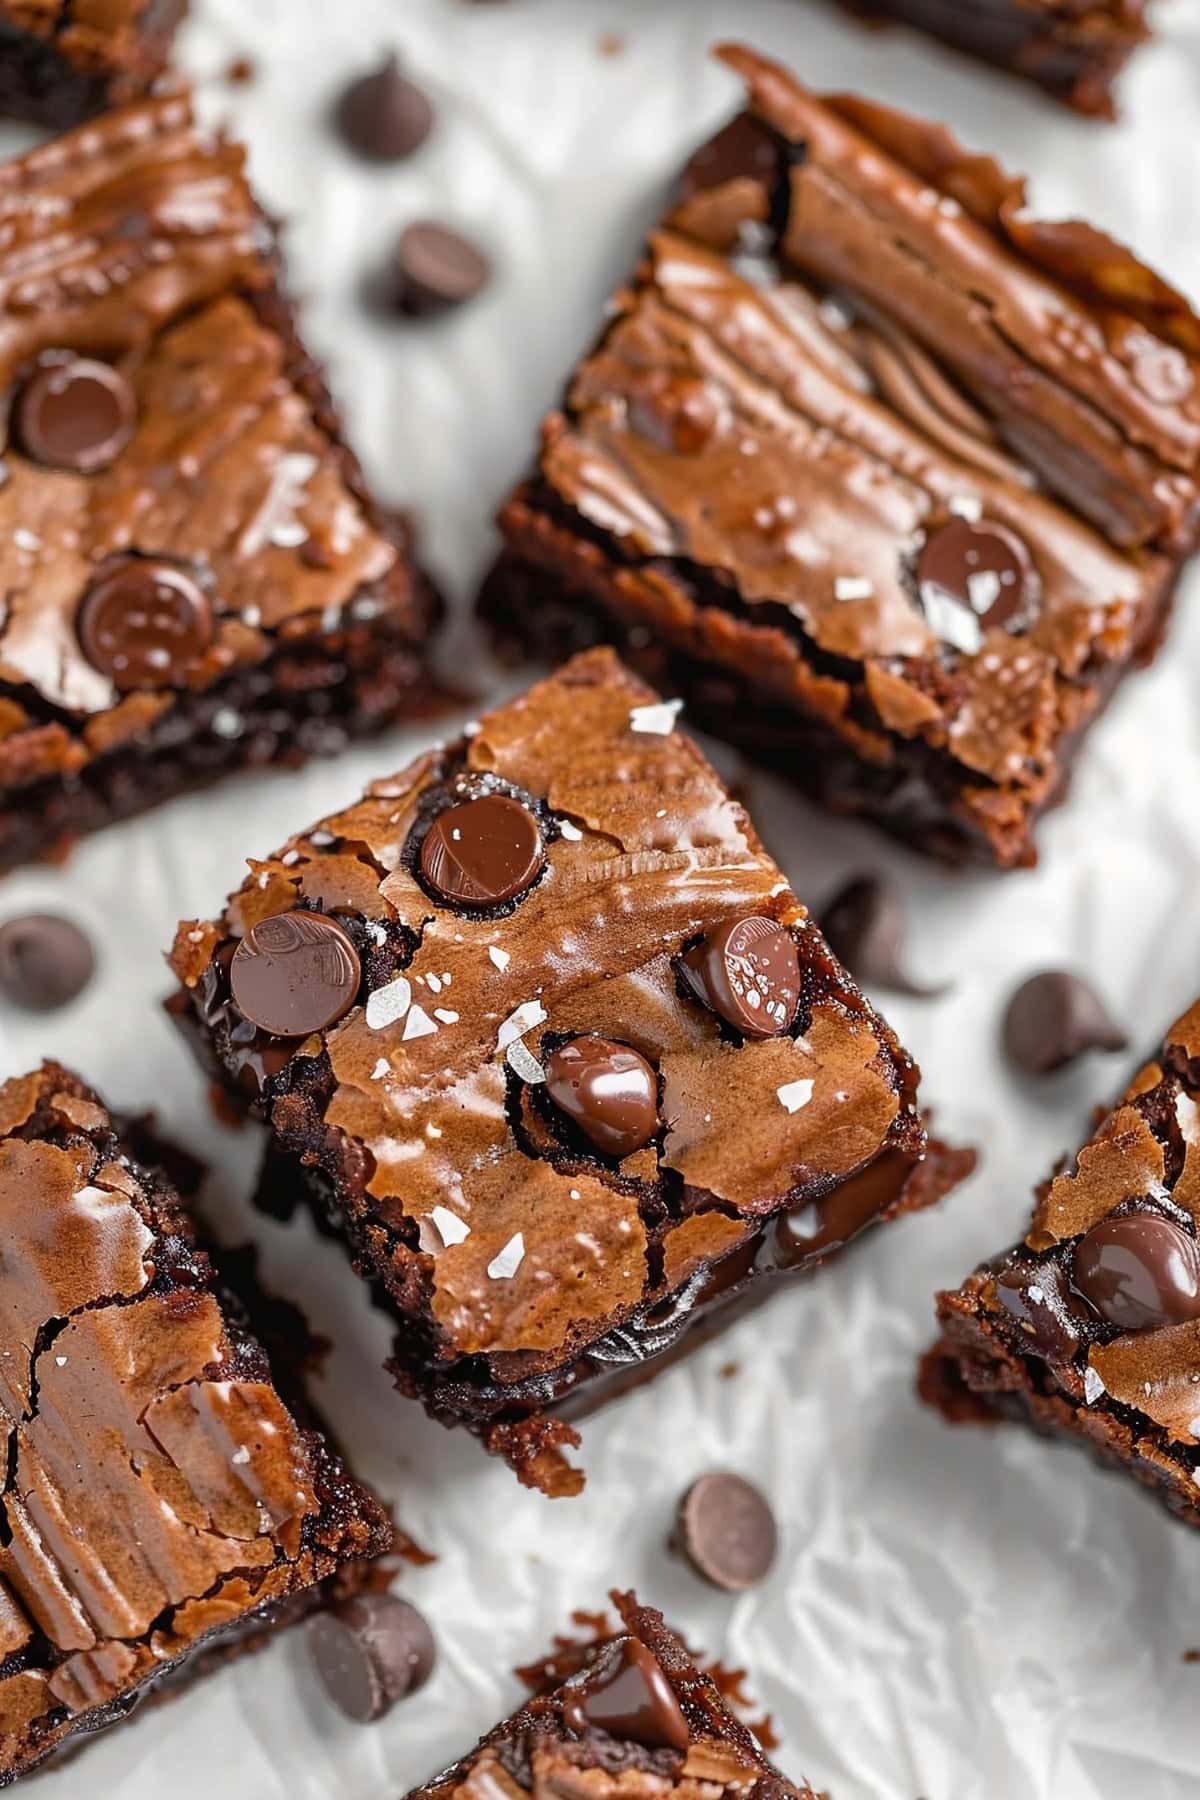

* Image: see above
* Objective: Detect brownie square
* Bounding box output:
[0,0,187,128]
[0,89,440,875]
[405,1592,813,1800]
[831,0,1151,118]
[481,43,1196,869]
[169,647,968,1498]
[926,998,1200,1531]
[0,1062,392,1787]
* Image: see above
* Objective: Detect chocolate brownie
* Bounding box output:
[0,89,440,875]
[0,0,186,128]
[926,998,1200,1530]
[0,1063,392,1787]
[481,44,1197,869]
[407,1592,814,1800]
[833,0,1151,119]
[169,648,970,1498]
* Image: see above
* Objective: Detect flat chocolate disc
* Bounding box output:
[230,911,361,1037]
[544,1037,659,1158]
[916,517,1035,632]
[308,1594,436,1723]
[420,793,544,908]
[394,221,491,317]
[0,914,95,1012]
[676,1472,778,1592]
[77,558,214,690]
[562,1638,690,1752]
[16,356,136,472]
[682,915,800,1038]
[1072,1211,1200,1333]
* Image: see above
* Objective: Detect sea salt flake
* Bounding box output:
[366,976,411,1030]
[488,946,511,972]
[967,570,1001,613]
[430,1206,469,1247]
[433,1008,459,1025]
[54,1356,67,1367]
[231,1447,251,1466]
[629,698,683,735]
[948,494,982,522]
[920,586,983,656]
[487,1233,526,1280]
[370,1058,390,1081]
[506,1039,545,1085]
[1083,1366,1105,1405]
[426,972,443,994]
[211,707,244,740]
[777,1079,815,1114]
[559,819,583,841]
[834,576,873,602]
[403,1004,438,1041]
[497,1000,547,1050]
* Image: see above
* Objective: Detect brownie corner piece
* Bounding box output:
[407,1590,816,1800]
[928,997,1200,1529]
[0,87,440,875]
[0,1061,391,1785]
[482,42,1197,869]
[0,1,187,128]
[168,646,963,1499]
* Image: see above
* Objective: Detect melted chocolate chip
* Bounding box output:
[818,875,940,997]
[419,793,544,909]
[682,916,800,1038]
[308,1594,435,1723]
[993,1259,1083,1362]
[916,517,1036,634]
[1003,971,1127,1075]
[544,1037,659,1158]
[1072,1212,1200,1333]
[393,221,491,317]
[0,914,95,1012]
[562,1638,690,1752]
[16,356,136,472]
[335,56,433,161]
[675,1472,777,1591]
[77,558,214,690]
[229,911,362,1037]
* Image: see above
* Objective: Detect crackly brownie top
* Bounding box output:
[530,44,1198,801]
[419,1592,812,1800]
[0,89,402,784]
[0,1063,328,1763]
[1,1,181,59]
[966,999,1200,1458]
[172,649,922,1371]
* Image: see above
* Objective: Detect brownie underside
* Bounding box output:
[0,2,187,129]
[479,535,1178,870]
[0,267,441,876]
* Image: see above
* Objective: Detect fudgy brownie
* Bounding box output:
[926,998,1200,1530]
[0,89,440,875]
[0,1,187,128]
[407,1592,814,1800]
[0,1063,392,1787]
[169,648,969,1498]
[833,0,1151,118]
[481,44,1197,869]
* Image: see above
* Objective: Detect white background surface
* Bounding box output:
[2,2,1200,1795]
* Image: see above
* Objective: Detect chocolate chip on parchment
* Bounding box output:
[0,914,95,1012]
[308,1593,436,1723]
[819,875,941,996]
[1002,970,1126,1074]
[674,1472,777,1592]
[335,55,433,161]
[393,221,492,317]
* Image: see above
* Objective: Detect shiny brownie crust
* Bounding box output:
[0,90,440,874]
[0,1,187,127]
[169,649,968,1498]
[925,999,1200,1530]
[0,1064,391,1788]
[408,1592,814,1800]
[482,44,1197,870]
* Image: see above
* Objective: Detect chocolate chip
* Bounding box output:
[818,875,939,997]
[308,1593,435,1723]
[335,55,433,162]
[993,1259,1082,1362]
[682,916,800,1038]
[393,221,491,317]
[16,356,136,472]
[1072,1211,1200,1333]
[917,517,1036,636]
[229,911,361,1037]
[562,1638,690,1752]
[420,793,544,909]
[77,557,214,690]
[0,914,95,1012]
[676,113,780,203]
[1003,971,1127,1075]
[675,1472,777,1591]
[544,1037,659,1158]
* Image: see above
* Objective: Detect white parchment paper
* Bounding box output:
[3,2,1200,1794]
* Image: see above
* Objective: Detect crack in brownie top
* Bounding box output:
[172,649,923,1370]
[0,1064,329,1759]
[525,43,1199,800]
[0,90,401,760]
